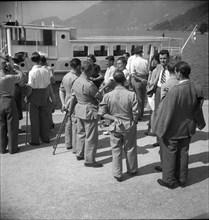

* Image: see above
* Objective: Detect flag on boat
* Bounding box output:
[191,30,197,44]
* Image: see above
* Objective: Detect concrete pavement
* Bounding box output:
[0,101,208,219]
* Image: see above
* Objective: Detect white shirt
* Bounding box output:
[123,68,130,80]
[104,65,117,84]
[157,69,170,88]
[130,56,148,76]
[126,55,136,72]
[28,65,51,89]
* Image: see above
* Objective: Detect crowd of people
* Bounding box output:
[0,46,206,187]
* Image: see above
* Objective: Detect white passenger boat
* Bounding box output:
[1,21,194,81]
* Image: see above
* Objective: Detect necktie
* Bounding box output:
[160,68,166,84]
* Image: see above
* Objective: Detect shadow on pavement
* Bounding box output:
[191,130,209,143]
[189,151,209,164]
[187,166,209,186]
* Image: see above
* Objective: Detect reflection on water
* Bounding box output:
[53,29,208,109]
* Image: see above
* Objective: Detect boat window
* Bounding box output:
[94,45,108,57]
[73,45,88,57]
[131,45,143,55]
[113,45,126,56]
[16,29,55,46]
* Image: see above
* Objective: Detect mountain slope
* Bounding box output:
[63,1,203,29]
[152,2,209,31]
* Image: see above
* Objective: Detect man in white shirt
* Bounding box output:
[130,46,149,120]
[27,52,51,145]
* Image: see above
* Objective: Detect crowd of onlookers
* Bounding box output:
[0,46,205,187]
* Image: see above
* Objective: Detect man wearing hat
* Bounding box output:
[153,61,205,189]
[13,52,28,133]
[99,70,139,181]
[130,46,149,120]
[0,55,26,154]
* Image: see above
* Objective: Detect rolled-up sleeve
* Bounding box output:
[98,94,109,116]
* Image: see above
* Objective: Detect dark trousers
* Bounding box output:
[29,89,50,144]
[14,84,23,120]
[161,137,191,184]
[0,97,19,153]
[154,87,161,143]
[131,77,147,119]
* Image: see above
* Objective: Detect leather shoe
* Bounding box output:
[179,181,187,188]
[157,179,179,189]
[1,149,9,154]
[153,142,160,147]
[114,176,123,182]
[155,166,162,172]
[127,171,138,176]
[76,156,84,161]
[66,146,72,150]
[29,142,40,146]
[42,140,50,144]
[84,162,103,168]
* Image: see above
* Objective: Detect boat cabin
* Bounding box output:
[0,21,183,81]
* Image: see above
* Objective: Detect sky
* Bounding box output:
[0,1,100,24]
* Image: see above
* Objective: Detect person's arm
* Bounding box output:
[99,79,114,93]
[59,81,66,110]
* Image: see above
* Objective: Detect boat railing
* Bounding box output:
[161,46,182,55]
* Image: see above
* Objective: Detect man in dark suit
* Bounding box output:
[153,61,205,189]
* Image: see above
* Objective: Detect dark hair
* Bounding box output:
[81,61,93,73]
[105,55,114,62]
[175,61,191,78]
[113,70,126,84]
[31,52,41,63]
[134,46,143,55]
[152,52,160,63]
[87,54,96,63]
[117,56,127,66]
[40,55,47,65]
[13,52,24,64]
[159,50,170,59]
[70,58,81,68]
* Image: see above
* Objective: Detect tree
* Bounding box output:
[198,22,208,34]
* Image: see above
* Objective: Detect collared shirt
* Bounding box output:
[123,68,130,80]
[0,70,24,96]
[126,55,136,72]
[104,65,117,84]
[28,65,51,89]
[157,68,170,88]
[130,56,148,76]
[59,70,78,103]
[179,79,189,84]
[72,76,100,120]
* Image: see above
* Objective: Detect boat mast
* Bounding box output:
[181,25,197,54]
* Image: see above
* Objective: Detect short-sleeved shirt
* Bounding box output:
[104,65,117,84]
[72,76,100,120]
[28,65,51,89]
[59,70,78,103]
[130,56,148,76]
[0,71,24,96]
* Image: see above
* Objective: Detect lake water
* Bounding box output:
[78,28,209,99]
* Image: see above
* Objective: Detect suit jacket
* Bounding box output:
[146,64,163,97]
[153,81,205,139]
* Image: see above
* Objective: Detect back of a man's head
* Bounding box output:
[167,61,177,74]
[81,61,93,74]
[175,61,191,78]
[113,69,126,84]
[70,58,81,69]
[134,46,143,55]
[31,52,41,64]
